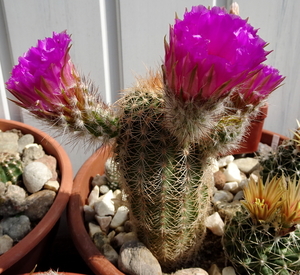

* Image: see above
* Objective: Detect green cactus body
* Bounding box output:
[111,73,260,271]
[114,83,215,270]
[104,157,120,191]
[260,139,300,181]
[0,153,23,184]
[223,210,300,275]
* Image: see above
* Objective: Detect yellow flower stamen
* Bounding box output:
[242,176,284,223]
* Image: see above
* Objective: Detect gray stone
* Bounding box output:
[0,235,13,255]
[215,201,242,219]
[88,222,102,238]
[205,212,224,236]
[88,185,100,207]
[95,215,112,234]
[18,134,34,153]
[99,184,110,194]
[0,182,6,195]
[94,199,115,217]
[24,190,56,221]
[222,266,236,275]
[91,174,108,187]
[23,161,52,193]
[0,132,19,154]
[223,163,242,183]
[22,144,45,166]
[93,231,110,251]
[233,190,244,201]
[101,243,119,266]
[212,190,233,204]
[110,205,129,229]
[118,240,162,275]
[173,268,209,275]
[84,205,96,222]
[0,184,27,216]
[35,155,58,180]
[233,157,260,174]
[111,231,138,249]
[217,155,234,168]
[0,215,31,241]
[223,181,240,194]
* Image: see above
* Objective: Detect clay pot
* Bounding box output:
[18,273,87,275]
[230,104,269,155]
[0,119,73,274]
[68,129,288,275]
[68,146,123,275]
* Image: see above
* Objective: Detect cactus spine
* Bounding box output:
[260,125,300,181]
[223,210,300,275]
[111,72,261,270]
[0,153,23,184]
[223,176,300,275]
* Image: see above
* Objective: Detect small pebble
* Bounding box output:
[205,212,224,236]
[110,206,129,229]
[23,162,52,193]
[222,266,236,275]
[0,235,13,255]
[223,162,242,183]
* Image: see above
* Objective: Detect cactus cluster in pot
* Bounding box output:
[5,4,285,272]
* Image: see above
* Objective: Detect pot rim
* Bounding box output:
[0,119,73,272]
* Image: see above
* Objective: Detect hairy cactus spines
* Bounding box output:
[0,153,23,184]
[114,73,214,270]
[260,124,300,181]
[223,210,300,275]
[104,157,120,191]
[223,176,300,275]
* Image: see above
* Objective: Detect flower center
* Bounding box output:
[255,198,266,208]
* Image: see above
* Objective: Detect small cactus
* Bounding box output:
[104,157,120,191]
[260,121,300,181]
[223,176,300,275]
[0,153,23,184]
[259,130,300,181]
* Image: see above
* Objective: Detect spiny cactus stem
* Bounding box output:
[85,114,119,138]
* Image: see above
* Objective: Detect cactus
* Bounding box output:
[104,157,120,191]
[224,210,300,275]
[5,6,285,272]
[223,176,300,275]
[259,137,299,181]
[260,123,300,181]
[0,153,23,184]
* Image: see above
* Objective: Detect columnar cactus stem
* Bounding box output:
[114,74,215,269]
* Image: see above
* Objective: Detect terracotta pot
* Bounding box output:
[0,119,73,274]
[68,129,288,275]
[68,146,124,275]
[18,273,86,275]
[230,104,268,155]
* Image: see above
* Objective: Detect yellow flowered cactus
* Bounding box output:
[241,176,284,223]
[223,175,300,275]
[281,176,300,228]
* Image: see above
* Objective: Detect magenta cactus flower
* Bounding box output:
[238,64,285,105]
[163,5,283,104]
[6,30,118,140]
[6,31,79,119]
